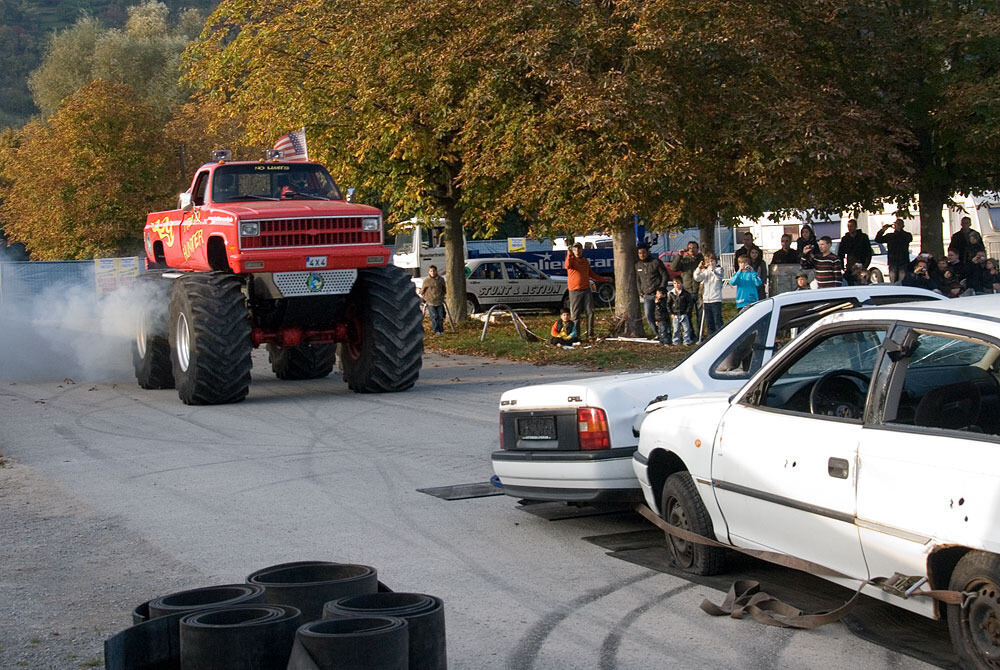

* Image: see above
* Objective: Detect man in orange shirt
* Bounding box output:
[565,242,612,340]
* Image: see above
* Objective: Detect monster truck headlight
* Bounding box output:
[361,217,381,232]
[239,222,260,237]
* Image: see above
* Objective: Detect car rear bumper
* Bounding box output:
[491,447,640,501]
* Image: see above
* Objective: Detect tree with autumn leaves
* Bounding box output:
[1,81,171,259]
[185,0,1000,333]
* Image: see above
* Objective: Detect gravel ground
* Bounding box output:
[0,460,206,669]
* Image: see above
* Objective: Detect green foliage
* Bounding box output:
[0,0,218,128]
[1,80,171,259]
[422,306,741,370]
[422,308,672,370]
[29,2,207,119]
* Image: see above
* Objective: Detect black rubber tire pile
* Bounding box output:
[104,560,446,670]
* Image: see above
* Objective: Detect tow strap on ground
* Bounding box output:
[636,504,968,630]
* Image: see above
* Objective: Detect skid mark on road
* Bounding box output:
[506,571,656,670]
[597,582,695,670]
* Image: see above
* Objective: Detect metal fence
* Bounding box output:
[0,258,140,305]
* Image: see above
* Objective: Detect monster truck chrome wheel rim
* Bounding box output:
[175,312,191,372]
[136,313,148,358]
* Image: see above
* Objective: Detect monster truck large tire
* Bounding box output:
[340,265,423,393]
[168,272,252,405]
[267,343,336,380]
[133,272,174,389]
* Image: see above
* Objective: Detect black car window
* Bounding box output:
[883,331,1000,436]
[712,312,769,378]
[751,328,886,420]
[192,172,209,206]
[469,262,503,280]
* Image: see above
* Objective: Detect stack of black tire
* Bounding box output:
[104,561,446,670]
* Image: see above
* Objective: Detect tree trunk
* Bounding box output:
[442,204,467,321]
[700,219,716,256]
[612,223,643,337]
[919,189,947,258]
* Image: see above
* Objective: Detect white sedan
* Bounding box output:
[492,285,943,503]
[633,294,1000,667]
[464,257,568,314]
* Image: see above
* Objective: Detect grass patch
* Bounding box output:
[425,307,705,371]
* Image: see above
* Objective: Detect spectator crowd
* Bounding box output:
[623,216,998,346]
[424,218,998,347]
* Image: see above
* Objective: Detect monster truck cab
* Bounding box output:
[145,156,386,274]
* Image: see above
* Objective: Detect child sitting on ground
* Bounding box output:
[549,308,580,346]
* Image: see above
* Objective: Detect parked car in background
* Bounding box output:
[492,286,944,503]
[464,257,569,315]
[633,294,1000,669]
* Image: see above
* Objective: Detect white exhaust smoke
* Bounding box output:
[0,281,160,382]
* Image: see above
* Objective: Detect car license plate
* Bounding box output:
[306,256,327,268]
[517,416,556,440]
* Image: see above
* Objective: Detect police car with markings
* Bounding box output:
[464,257,569,315]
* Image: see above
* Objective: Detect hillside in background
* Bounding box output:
[0,0,218,128]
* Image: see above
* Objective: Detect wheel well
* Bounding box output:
[647,449,688,512]
[928,545,973,591]
[152,240,167,266]
[207,235,231,272]
[927,546,976,618]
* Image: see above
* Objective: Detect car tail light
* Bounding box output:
[577,407,610,450]
[499,415,505,450]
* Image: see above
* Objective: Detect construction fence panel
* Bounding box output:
[0,258,141,306]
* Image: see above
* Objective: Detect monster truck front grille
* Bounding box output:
[240,217,381,249]
[272,270,358,296]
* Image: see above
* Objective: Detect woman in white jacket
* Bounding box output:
[693,252,725,338]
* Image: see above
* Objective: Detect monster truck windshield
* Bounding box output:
[212,164,342,203]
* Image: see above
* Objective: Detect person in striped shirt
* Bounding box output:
[800,236,844,288]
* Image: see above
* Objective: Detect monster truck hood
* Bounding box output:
[214,200,381,219]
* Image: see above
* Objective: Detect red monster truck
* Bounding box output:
[134,151,422,405]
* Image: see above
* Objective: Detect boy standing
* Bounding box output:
[693,252,724,338]
[653,288,670,344]
[666,278,694,345]
[730,256,763,310]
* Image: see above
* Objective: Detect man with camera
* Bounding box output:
[564,238,612,340]
[875,219,913,283]
[902,257,936,291]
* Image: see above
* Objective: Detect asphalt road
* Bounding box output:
[0,348,938,669]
